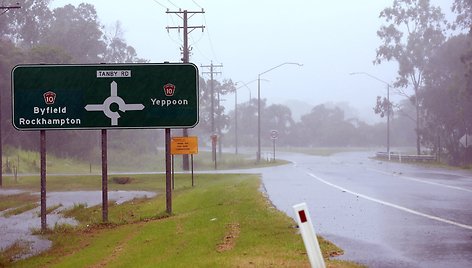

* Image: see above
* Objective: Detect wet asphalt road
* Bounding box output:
[259,152,472,268]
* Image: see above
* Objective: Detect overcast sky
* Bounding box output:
[51,0,454,122]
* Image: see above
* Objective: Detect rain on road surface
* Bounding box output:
[260,151,472,268]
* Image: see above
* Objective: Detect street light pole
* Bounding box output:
[257,75,261,161]
[235,79,268,155]
[235,84,238,154]
[350,72,391,157]
[257,62,302,163]
[387,83,390,158]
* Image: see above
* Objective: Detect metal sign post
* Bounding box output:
[166,128,172,214]
[270,130,278,162]
[40,130,46,231]
[101,129,108,222]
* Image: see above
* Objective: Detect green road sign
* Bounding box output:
[12,63,199,130]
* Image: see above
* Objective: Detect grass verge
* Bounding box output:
[4,174,362,267]
[0,193,38,213]
[2,147,289,176]
[0,241,32,264]
[3,203,38,218]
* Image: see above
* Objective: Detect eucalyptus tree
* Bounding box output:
[422,35,472,164]
[0,0,52,48]
[375,0,446,154]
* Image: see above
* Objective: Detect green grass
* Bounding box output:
[2,147,288,175]
[0,241,32,264]
[2,203,38,218]
[3,147,93,174]
[45,204,63,215]
[0,193,38,212]
[1,173,165,192]
[3,174,362,268]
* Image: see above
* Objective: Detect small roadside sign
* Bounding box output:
[460,134,472,148]
[171,136,198,155]
[270,130,279,139]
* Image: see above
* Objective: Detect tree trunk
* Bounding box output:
[415,88,421,155]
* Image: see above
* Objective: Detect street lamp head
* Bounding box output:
[349,72,364,76]
[285,62,303,67]
[259,62,303,76]
[349,71,390,86]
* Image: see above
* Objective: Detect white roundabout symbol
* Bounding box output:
[84,81,145,126]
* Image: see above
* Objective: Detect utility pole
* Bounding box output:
[0,3,21,188]
[166,8,204,170]
[201,62,223,165]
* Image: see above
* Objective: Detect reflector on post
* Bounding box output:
[293,202,326,268]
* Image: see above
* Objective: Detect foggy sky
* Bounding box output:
[50,0,455,123]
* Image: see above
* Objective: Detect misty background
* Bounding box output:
[0,0,471,166]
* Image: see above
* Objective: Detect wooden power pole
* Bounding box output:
[201,62,223,164]
[166,9,204,170]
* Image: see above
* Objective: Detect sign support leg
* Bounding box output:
[273,139,276,162]
[40,130,47,231]
[0,101,2,188]
[172,155,175,190]
[101,129,108,222]
[182,129,189,170]
[191,154,194,187]
[165,128,172,214]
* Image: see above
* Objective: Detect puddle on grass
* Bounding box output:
[0,190,157,259]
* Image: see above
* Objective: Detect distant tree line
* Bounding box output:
[193,79,416,151]
[221,99,416,149]
[1,0,471,167]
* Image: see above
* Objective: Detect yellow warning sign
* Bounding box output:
[171,136,198,155]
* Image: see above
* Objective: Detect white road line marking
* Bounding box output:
[368,168,472,194]
[305,171,472,231]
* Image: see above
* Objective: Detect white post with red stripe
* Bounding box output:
[293,202,326,268]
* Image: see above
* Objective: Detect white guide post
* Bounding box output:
[293,203,326,268]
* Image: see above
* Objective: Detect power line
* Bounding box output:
[189,34,211,62]
[151,0,168,10]
[167,0,179,9]
[202,13,219,63]
[191,0,202,9]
